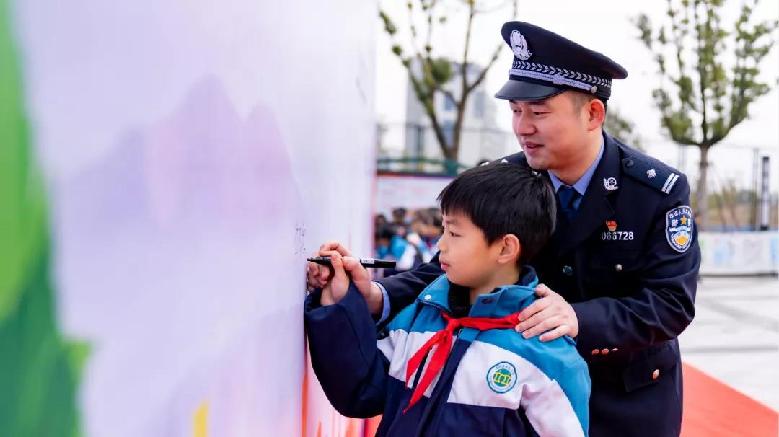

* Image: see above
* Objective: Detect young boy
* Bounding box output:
[305,162,590,436]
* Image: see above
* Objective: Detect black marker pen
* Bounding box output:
[307,256,396,269]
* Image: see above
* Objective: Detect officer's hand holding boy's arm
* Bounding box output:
[307,242,384,312]
[515,283,579,342]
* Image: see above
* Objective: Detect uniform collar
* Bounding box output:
[548,138,604,196]
[551,132,622,259]
[417,266,539,318]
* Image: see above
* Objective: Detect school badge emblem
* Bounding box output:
[510,30,532,60]
[487,361,517,394]
[665,206,694,252]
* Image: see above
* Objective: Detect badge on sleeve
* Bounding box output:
[665,206,694,252]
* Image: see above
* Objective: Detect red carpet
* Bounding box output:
[681,363,778,437]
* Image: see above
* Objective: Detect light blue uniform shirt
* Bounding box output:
[547,140,604,210]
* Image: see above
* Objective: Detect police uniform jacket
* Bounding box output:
[377,132,700,437]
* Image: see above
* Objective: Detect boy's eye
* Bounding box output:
[449,231,460,237]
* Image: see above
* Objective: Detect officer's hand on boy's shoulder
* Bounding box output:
[515,284,579,342]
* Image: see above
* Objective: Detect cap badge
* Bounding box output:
[510,30,532,60]
[603,177,618,191]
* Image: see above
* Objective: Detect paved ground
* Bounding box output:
[679,276,779,410]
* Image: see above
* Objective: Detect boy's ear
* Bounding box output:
[497,234,521,264]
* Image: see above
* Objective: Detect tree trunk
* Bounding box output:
[695,145,711,230]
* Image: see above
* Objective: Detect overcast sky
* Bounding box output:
[375,0,779,190]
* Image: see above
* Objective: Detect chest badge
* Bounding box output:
[602,219,634,240]
[666,206,694,252]
[487,361,517,394]
[603,177,618,191]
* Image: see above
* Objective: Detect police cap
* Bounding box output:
[495,21,627,102]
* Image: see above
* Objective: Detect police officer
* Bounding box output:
[309,21,699,437]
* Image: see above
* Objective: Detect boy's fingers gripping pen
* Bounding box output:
[307,256,396,269]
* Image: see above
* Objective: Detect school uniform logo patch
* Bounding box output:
[666,206,694,252]
[486,361,517,394]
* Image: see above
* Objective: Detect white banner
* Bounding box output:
[699,231,779,276]
[375,173,454,217]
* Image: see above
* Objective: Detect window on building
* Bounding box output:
[443,94,456,112]
[442,120,455,145]
[473,91,485,119]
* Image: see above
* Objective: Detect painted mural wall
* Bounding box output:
[1,0,376,435]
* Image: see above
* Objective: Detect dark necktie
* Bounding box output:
[558,185,580,220]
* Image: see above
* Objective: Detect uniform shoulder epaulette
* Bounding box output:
[619,146,682,195]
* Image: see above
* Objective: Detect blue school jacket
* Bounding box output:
[305,268,590,437]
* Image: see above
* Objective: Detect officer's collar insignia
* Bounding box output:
[665,206,694,252]
[603,176,618,191]
[647,169,657,178]
[510,30,532,60]
[487,361,517,394]
[606,220,617,232]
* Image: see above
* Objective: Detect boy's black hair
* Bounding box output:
[437,162,556,264]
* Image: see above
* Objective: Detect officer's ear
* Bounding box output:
[585,98,606,131]
[496,234,521,265]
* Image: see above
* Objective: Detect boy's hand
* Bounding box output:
[306,241,354,290]
[320,252,350,305]
[319,251,373,306]
[306,242,384,314]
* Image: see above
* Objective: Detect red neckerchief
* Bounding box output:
[403,311,521,413]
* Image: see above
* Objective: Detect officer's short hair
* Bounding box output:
[567,90,608,114]
[437,162,556,264]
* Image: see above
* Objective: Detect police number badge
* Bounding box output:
[487,361,517,394]
[510,30,532,60]
[665,206,694,252]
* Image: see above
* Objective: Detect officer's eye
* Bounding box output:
[449,231,460,237]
